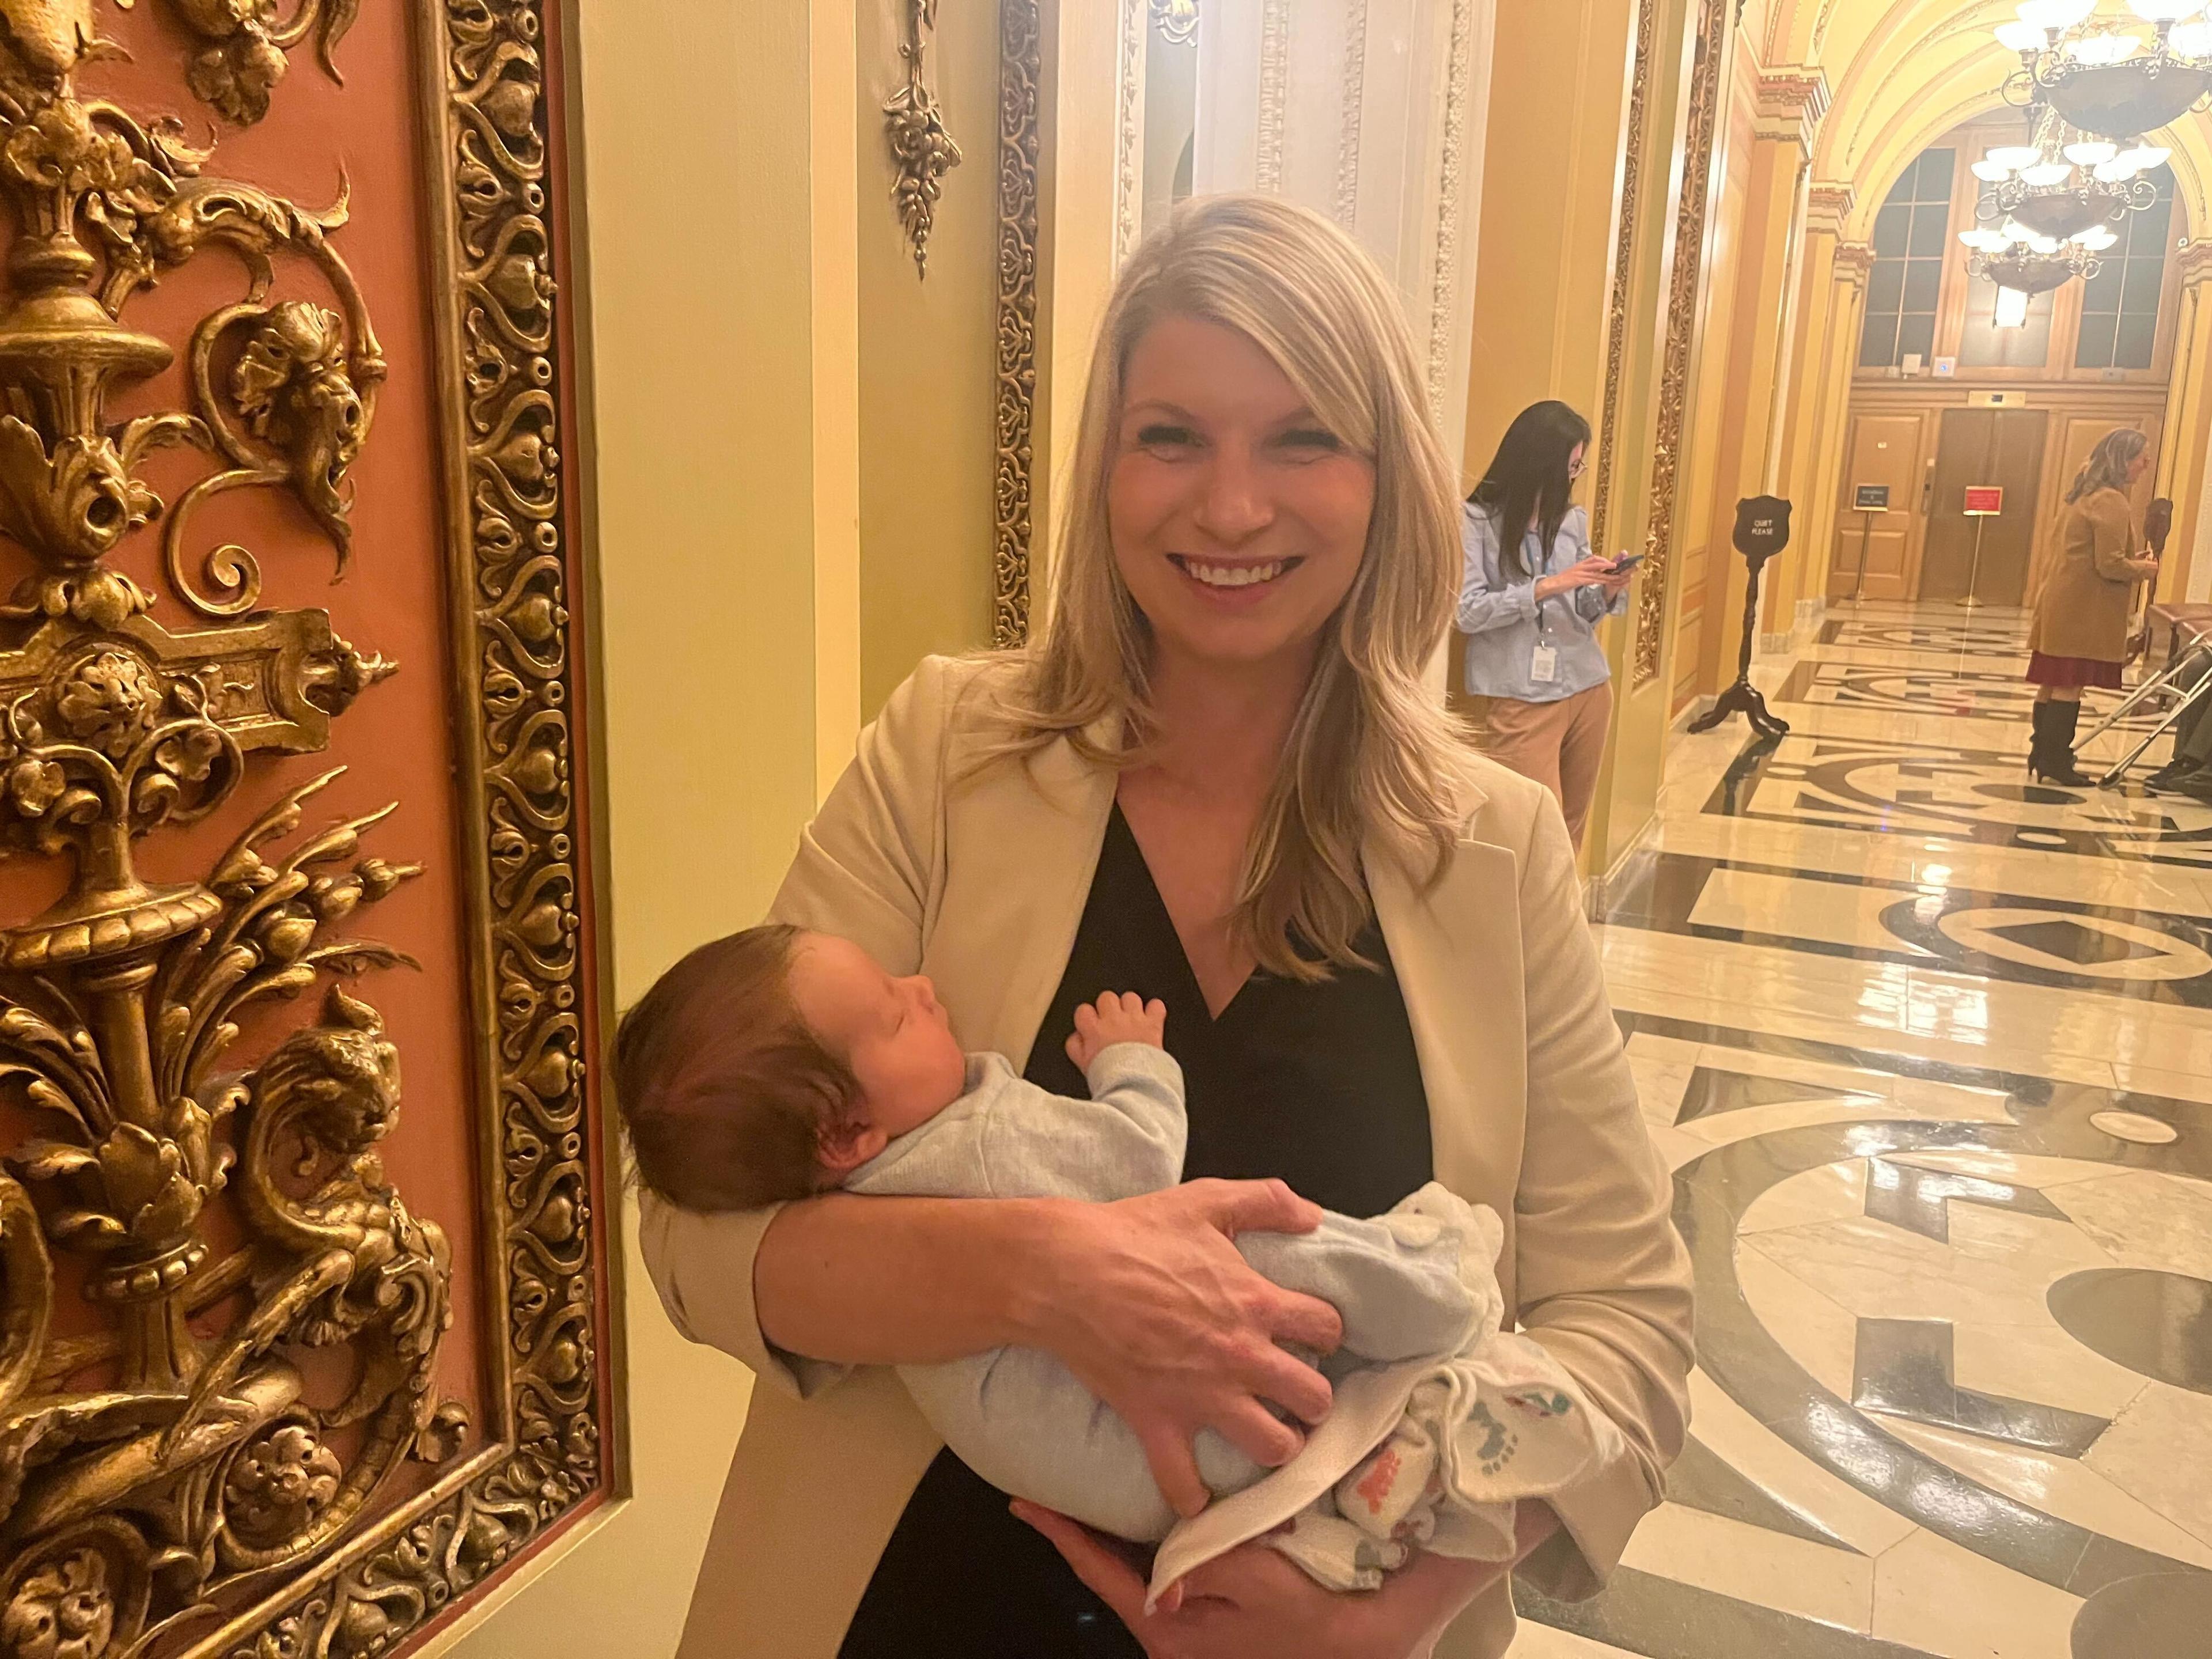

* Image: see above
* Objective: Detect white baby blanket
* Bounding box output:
[1148,1187,1622,1605]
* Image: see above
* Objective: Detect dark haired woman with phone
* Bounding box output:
[1457,400,1632,850]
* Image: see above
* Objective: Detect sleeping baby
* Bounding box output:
[619,924,1616,1597]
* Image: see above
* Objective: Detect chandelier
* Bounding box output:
[1968,105,2166,241]
[1960,221,2113,298]
[1997,0,2212,141]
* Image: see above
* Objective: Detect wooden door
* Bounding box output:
[0,5,612,1656]
[1830,413,1927,600]
[1919,409,2051,604]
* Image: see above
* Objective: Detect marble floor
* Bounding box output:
[1507,601,2212,1659]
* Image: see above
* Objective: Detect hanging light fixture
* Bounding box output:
[1998,1,2212,140]
[1960,216,2118,304]
[1968,104,2162,241]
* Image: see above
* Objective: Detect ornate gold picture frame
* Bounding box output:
[0,2,615,1653]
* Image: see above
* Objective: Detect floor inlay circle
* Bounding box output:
[1978,782,2090,806]
[2070,1570,2212,1657]
[1933,908,2212,983]
[2089,1109,2181,1145]
[2047,1268,2212,1396]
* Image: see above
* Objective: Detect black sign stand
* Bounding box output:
[1847,484,1888,604]
[1688,495,1793,740]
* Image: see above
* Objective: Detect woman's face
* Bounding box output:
[1107,314,1376,675]
[2127,446,2152,486]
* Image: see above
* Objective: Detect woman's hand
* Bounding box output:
[1534,554,1620,604]
[1028,1180,1345,1516]
[1014,1506,1512,1658]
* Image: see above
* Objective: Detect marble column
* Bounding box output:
[1808,241,1873,602]
[1698,68,1825,656]
[2158,243,2212,603]
[1772,181,1854,641]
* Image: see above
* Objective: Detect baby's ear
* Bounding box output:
[816,1114,887,1177]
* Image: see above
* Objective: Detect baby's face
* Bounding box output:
[786,934,968,1154]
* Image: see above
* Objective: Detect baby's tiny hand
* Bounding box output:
[1066,991,1168,1071]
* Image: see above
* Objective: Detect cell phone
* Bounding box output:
[1607,552,1646,573]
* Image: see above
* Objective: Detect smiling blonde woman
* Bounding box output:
[643,194,1692,1659]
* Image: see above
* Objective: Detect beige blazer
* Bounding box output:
[642,656,1694,1658]
[2030,488,2158,663]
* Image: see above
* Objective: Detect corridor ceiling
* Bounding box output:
[1760,0,2212,237]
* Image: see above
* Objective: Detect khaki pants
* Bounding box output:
[1476,681,1614,850]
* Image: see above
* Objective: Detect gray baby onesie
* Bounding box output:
[845,1045,1479,1542]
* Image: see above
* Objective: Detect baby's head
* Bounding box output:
[613,925,968,1213]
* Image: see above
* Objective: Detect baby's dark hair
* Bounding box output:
[612,924,862,1213]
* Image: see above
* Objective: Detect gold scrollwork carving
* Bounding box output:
[0,0,384,628]
[0,0,460,1646]
[1633,0,1732,689]
[0,0,611,1653]
[1591,0,1658,566]
[885,0,961,277]
[123,0,361,127]
[994,0,1041,647]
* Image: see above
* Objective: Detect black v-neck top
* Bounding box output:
[838,808,1434,1659]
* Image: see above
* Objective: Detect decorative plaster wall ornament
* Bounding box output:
[1255,0,1291,193]
[885,0,963,277]
[1336,0,1369,229]
[1116,0,1149,267]
[1152,0,1201,44]
[1426,0,1476,416]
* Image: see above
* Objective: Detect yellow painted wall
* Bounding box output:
[433,1,862,1652]
[1584,0,1728,882]
[1455,0,1638,868]
[1460,0,1632,482]
[857,0,999,714]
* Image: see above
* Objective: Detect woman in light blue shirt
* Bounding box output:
[1457,402,1631,850]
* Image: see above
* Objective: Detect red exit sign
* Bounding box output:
[1963,486,2005,516]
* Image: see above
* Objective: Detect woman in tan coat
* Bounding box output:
[2025,427,2159,783]
[642,197,1691,1658]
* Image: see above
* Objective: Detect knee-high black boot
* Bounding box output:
[2031,700,2092,786]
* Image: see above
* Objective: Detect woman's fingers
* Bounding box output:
[1011,1502,1155,1628]
[1242,1338,1335,1423]
[1214,1400,1304,1467]
[1136,1422,1213,1519]
[1260,1286,1343,1358]
[1187,1177,1324,1238]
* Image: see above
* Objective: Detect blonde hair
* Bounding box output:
[999,194,1471,981]
[2068,427,2148,504]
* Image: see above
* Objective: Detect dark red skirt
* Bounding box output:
[2026,652,2124,691]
